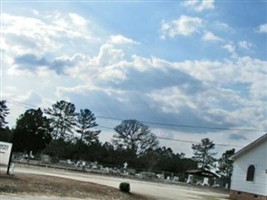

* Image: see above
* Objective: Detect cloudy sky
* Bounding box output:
[2,0,267,157]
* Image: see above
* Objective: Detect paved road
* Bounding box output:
[1,165,229,200]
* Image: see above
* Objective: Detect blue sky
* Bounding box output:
[1,0,267,156]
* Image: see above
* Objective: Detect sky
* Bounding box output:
[1,0,267,157]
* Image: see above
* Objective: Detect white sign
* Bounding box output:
[0,141,13,165]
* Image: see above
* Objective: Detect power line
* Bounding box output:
[7,100,244,148]
[157,136,242,148]
[98,125,243,148]
[8,100,38,109]
[7,99,266,133]
[96,115,264,132]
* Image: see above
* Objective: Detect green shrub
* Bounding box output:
[119,182,130,193]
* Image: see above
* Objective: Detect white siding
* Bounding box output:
[231,140,267,196]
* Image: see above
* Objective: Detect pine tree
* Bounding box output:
[0,100,9,129]
[192,138,217,169]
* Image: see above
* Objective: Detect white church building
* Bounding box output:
[230,133,267,200]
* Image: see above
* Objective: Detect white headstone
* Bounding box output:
[187,175,193,183]
[123,162,128,169]
[202,177,209,186]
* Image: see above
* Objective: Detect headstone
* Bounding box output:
[123,162,128,169]
[9,163,15,175]
[187,175,193,184]
[202,177,209,186]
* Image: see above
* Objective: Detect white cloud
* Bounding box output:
[56,85,97,97]
[183,0,198,6]
[2,13,57,55]
[64,43,130,84]
[33,10,39,16]
[69,13,88,27]
[99,67,127,82]
[238,40,253,50]
[61,52,267,136]
[3,9,266,157]
[45,52,267,154]
[202,31,222,41]
[161,15,203,38]
[183,0,215,12]
[235,56,267,99]
[148,86,196,114]
[109,35,139,45]
[257,23,267,33]
[214,21,234,32]
[2,12,100,60]
[145,56,267,133]
[95,44,125,66]
[222,42,237,57]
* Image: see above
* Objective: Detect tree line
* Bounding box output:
[0,100,234,184]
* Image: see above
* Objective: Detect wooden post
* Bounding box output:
[6,145,13,175]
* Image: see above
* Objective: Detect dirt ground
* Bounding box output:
[1,165,230,200]
[0,172,154,200]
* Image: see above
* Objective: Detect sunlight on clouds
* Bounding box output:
[131,55,170,72]
[56,85,98,97]
[131,55,152,72]
[235,57,267,99]
[109,35,139,45]
[2,12,99,61]
[64,44,129,84]
[161,15,203,37]
[183,0,215,12]
[69,13,88,27]
[195,0,215,12]
[148,86,196,114]
[2,13,61,53]
[202,31,222,42]
[49,12,99,42]
[99,67,127,82]
[96,44,125,66]
[172,60,217,82]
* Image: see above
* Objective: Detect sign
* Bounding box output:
[0,141,13,165]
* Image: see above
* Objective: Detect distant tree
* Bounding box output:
[12,108,52,154]
[100,142,116,164]
[191,138,217,169]
[45,100,76,140]
[76,109,101,145]
[43,138,75,161]
[0,100,9,129]
[137,146,197,178]
[158,146,174,171]
[112,119,159,156]
[0,127,13,142]
[218,148,235,187]
[139,147,161,171]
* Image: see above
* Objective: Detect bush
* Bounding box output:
[119,182,130,193]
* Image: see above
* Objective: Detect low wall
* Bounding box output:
[230,190,267,200]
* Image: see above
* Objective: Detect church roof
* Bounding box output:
[231,133,267,160]
[186,168,220,178]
